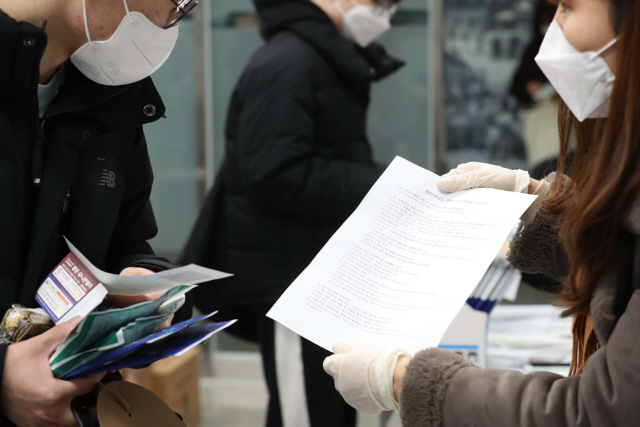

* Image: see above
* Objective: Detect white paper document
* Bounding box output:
[267,157,537,354]
[65,238,232,295]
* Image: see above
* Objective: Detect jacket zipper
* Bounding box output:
[31,118,46,187]
[30,25,47,188]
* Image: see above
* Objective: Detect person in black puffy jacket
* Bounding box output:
[189,0,404,426]
[0,0,196,425]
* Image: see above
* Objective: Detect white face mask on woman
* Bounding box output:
[535,21,618,122]
[333,0,393,47]
[70,0,179,86]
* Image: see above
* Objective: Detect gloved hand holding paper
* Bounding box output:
[267,157,537,354]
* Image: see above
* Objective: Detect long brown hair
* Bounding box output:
[545,0,640,317]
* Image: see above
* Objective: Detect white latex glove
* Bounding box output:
[323,343,411,414]
[437,162,530,194]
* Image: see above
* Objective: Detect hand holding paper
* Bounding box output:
[27,240,236,379]
[323,343,410,414]
[37,242,230,325]
[65,237,232,295]
[268,157,537,354]
[437,162,531,194]
[111,267,174,329]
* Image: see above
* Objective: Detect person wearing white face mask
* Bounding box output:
[324,0,640,425]
[179,1,401,427]
[0,0,197,425]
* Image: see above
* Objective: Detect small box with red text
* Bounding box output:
[35,253,108,324]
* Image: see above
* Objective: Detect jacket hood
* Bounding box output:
[252,0,404,83]
[253,0,326,38]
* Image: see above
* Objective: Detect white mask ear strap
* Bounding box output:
[333,1,347,16]
[122,0,133,23]
[81,0,92,44]
[80,0,133,45]
[597,37,619,56]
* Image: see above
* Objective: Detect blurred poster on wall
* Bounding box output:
[444,0,535,170]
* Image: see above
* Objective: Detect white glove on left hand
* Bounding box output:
[437,162,531,194]
[323,343,411,414]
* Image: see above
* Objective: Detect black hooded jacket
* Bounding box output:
[182,0,404,309]
[0,11,191,422]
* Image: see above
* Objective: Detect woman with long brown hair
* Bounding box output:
[322,0,640,425]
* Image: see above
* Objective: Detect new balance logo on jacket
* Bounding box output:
[100,169,115,188]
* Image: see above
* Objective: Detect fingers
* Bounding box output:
[108,294,151,308]
[453,162,482,173]
[51,407,81,427]
[143,290,167,300]
[326,342,353,377]
[37,406,82,427]
[438,161,501,193]
[109,290,166,309]
[159,315,174,330]
[119,267,155,276]
[332,342,353,354]
[56,373,103,399]
[437,174,473,193]
[440,169,460,179]
[436,176,458,192]
[441,162,481,177]
[37,317,81,356]
[326,342,351,380]
[437,162,482,193]
[87,404,98,423]
[323,355,336,375]
[323,354,344,394]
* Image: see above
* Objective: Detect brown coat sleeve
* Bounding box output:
[507,173,570,281]
[400,289,640,427]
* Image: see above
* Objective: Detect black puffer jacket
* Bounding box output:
[0,11,191,423]
[212,0,404,304]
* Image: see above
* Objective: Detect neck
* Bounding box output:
[0,0,83,83]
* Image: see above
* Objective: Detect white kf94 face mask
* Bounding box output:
[535,21,618,122]
[334,0,393,47]
[71,0,179,86]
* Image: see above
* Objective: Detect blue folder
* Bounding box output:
[64,314,234,379]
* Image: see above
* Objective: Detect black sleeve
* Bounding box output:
[231,59,385,221]
[105,129,159,272]
[105,129,192,323]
